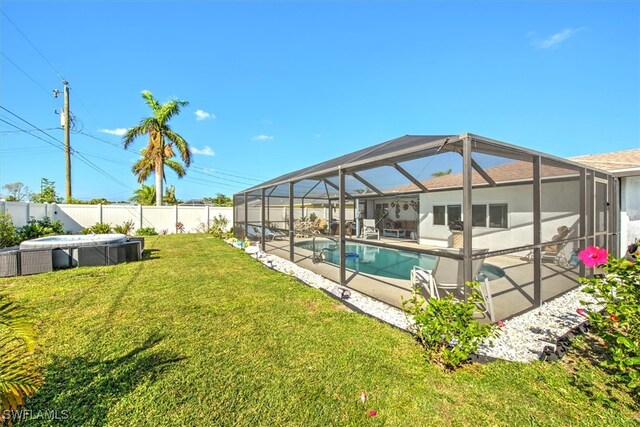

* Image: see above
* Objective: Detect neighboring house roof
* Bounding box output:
[570,148,640,177]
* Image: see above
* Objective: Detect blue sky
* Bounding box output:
[1,1,638,202]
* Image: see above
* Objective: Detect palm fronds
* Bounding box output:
[0,296,43,418]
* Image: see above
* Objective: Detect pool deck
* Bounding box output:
[262,235,580,321]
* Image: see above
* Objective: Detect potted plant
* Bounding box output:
[448,220,463,248]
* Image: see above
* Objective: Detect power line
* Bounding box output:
[80,130,261,185]
[0,106,65,148]
[0,52,56,99]
[0,109,133,191]
[73,151,133,190]
[1,9,66,80]
[0,118,65,151]
[0,127,60,135]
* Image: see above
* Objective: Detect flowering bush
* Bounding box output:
[402,281,499,369]
[579,245,640,396]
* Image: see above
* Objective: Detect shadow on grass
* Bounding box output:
[142,249,161,261]
[24,332,186,425]
[564,333,638,410]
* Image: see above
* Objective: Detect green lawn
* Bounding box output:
[2,234,637,426]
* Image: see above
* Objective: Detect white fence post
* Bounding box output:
[25,202,30,222]
[175,205,179,233]
[97,204,103,224]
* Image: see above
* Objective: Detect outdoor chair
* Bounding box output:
[361,219,379,240]
[524,225,572,267]
[410,249,495,322]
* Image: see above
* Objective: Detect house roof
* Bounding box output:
[570,148,640,177]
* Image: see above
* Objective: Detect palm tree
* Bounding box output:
[163,185,179,205]
[431,168,452,178]
[123,91,191,206]
[0,295,43,419]
[130,184,156,206]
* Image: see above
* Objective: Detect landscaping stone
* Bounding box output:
[228,240,601,363]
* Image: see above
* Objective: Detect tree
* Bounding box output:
[2,182,31,201]
[130,184,156,206]
[204,193,232,207]
[431,168,452,178]
[30,178,62,204]
[163,185,181,205]
[0,295,43,420]
[123,90,191,206]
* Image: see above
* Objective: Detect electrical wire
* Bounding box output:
[1,9,66,80]
[0,106,65,148]
[0,118,64,151]
[0,127,60,135]
[0,52,56,99]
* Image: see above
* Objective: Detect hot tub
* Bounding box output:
[20,234,128,250]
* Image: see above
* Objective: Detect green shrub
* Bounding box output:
[136,227,158,236]
[0,212,19,248]
[402,281,499,369]
[113,220,135,235]
[580,246,640,396]
[208,214,231,239]
[18,217,65,241]
[82,222,113,234]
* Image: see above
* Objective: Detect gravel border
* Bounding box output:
[233,241,599,363]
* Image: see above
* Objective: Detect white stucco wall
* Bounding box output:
[621,175,640,252]
[419,180,581,252]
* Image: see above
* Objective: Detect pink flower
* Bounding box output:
[497,321,506,328]
[368,410,377,417]
[576,308,588,318]
[578,246,608,268]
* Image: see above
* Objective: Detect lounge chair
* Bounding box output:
[410,249,495,322]
[361,219,379,240]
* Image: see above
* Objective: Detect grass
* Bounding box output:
[1,234,637,426]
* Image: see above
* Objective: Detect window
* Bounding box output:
[433,204,461,226]
[472,205,487,227]
[433,205,445,225]
[489,204,508,228]
[447,205,461,223]
[434,203,508,228]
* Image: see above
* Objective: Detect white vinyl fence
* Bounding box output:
[0,201,233,234]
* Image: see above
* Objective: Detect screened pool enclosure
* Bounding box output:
[234,133,618,321]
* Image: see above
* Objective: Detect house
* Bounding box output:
[570,148,640,253]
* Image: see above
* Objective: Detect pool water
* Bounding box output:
[295,240,505,281]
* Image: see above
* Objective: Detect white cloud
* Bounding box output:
[195,109,216,121]
[98,128,128,136]
[252,134,274,141]
[533,28,583,49]
[190,145,215,156]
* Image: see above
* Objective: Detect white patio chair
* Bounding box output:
[410,249,495,322]
[361,219,379,240]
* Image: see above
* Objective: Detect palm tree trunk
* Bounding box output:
[155,160,164,206]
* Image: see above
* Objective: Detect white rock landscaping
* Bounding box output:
[230,240,598,363]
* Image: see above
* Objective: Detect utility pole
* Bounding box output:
[62,80,71,202]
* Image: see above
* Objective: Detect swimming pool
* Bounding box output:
[295,239,505,281]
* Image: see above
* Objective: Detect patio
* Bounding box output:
[234,133,618,322]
